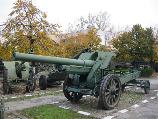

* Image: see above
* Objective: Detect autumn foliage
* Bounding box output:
[0,0,104,60]
[0,0,59,60]
[58,28,101,58]
[0,0,158,63]
[112,24,156,62]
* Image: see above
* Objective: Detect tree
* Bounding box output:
[59,28,101,57]
[67,12,112,44]
[155,44,158,61]
[153,26,158,61]
[1,0,59,60]
[112,24,156,62]
[0,45,14,60]
[0,42,2,58]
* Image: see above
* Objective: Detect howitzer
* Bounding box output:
[0,60,32,94]
[13,51,150,109]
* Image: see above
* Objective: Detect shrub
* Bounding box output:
[141,67,154,77]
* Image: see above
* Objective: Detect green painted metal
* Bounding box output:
[12,51,140,88]
[0,61,30,81]
[64,66,91,74]
[13,52,95,67]
[13,51,117,88]
[0,60,32,94]
[119,70,141,84]
[12,50,144,109]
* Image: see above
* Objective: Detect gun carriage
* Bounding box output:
[13,50,150,109]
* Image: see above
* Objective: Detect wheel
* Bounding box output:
[26,79,36,93]
[26,67,36,93]
[3,83,12,94]
[143,80,150,94]
[3,69,12,94]
[39,75,47,90]
[98,74,121,110]
[3,82,12,94]
[63,76,83,102]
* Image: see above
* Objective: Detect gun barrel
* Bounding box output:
[13,52,95,67]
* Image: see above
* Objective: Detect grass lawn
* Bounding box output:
[21,104,94,119]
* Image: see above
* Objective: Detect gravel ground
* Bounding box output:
[6,95,66,112]
[113,99,158,119]
[4,95,66,119]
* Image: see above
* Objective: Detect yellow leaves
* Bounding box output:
[1,0,104,60]
[0,44,14,61]
[0,43,2,56]
[42,13,47,19]
[58,28,101,58]
[154,42,158,61]
[1,0,60,60]
[0,33,58,60]
[1,27,102,60]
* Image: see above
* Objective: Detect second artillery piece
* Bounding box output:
[0,60,32,94]
[13,50,150,109]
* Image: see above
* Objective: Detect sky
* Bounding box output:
[0,0,158,32]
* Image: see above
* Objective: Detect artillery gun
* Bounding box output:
[0,59,62,94]
[13,51,150,109]
[35,63,64,90]
[0,60,33,94]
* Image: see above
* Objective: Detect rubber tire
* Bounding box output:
[63,76,83,102]
[98,74,121,110]
[39,75,47,90]
[26,79,36,93]
[3,69,12,94]
[144,81,150,94]
[3,82,12,94]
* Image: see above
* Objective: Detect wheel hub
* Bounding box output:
[110,83,117,95]
[110,90,116,95]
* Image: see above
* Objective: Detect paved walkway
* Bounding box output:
[113,99,158,119]
[113,77,158,119]
[6,95,66,112]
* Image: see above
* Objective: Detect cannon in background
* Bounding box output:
[13,51,150,109]
[0,60,32,94]
[0,59,63,94]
